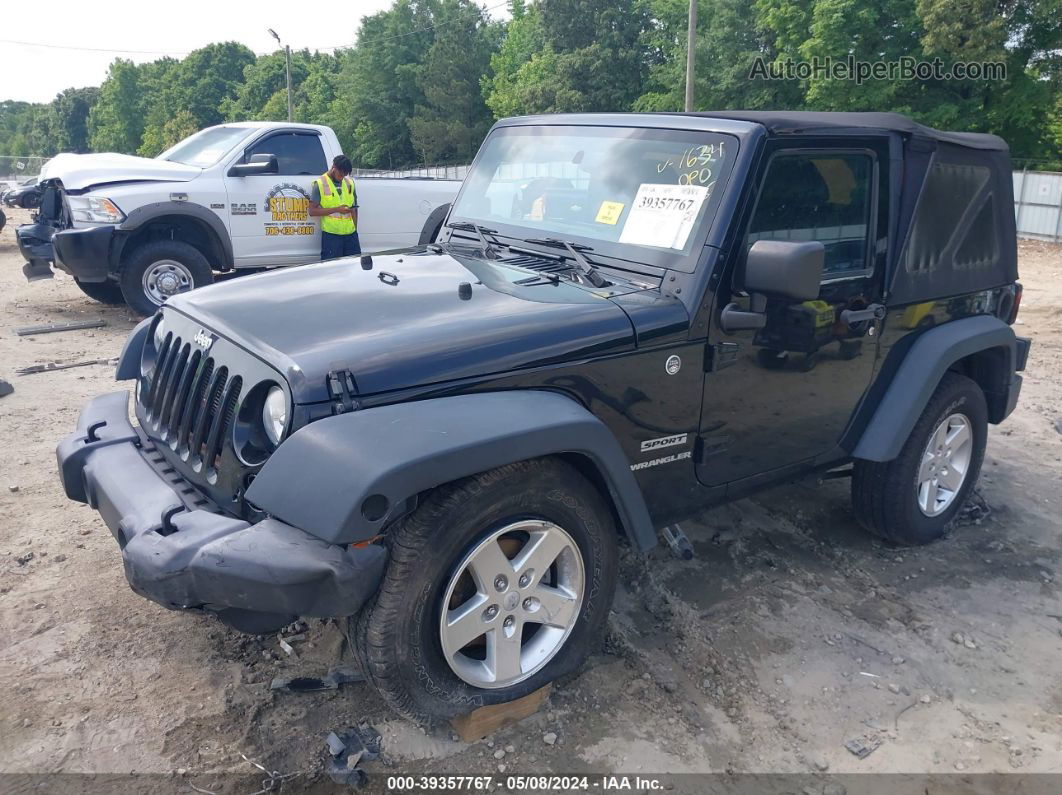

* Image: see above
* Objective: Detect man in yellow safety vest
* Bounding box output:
[308,155,360,261]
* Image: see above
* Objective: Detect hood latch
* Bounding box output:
[327,369,359,414]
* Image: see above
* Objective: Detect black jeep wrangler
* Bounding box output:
[57,112,1029,725]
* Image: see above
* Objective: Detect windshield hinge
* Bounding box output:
[327,369,359,414]
[705,342,739,372]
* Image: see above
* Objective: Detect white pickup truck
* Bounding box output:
[17,122,459,314]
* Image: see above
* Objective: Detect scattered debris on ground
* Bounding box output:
[325,723,381,788]
[270,666,365,693]
[15,319,106,336]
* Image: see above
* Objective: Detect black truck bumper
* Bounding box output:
[16,222,57,281]
[18,223,115,282]
[57,392,387,630]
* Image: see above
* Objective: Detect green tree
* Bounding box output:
[484,0,649,116]
[636,0,804,112]
[50,87,99,153]
[0,100,35,156]
[88,59,144,153]
[138,44,254,156]
[482,0,547,117]
[410,0,501,162]
[331,0,436,167]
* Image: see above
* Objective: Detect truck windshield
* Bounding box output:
[159,126,252,168]
[449,125,737,272]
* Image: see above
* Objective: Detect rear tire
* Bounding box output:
[120,240,213,316]
[355,457,618,726]
[852,372,987,545]
[74,278,125,305]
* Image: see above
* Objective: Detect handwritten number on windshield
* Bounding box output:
[657,142,725,186]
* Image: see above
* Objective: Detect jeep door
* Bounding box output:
[698,142,888,487]
[224,130,327,268]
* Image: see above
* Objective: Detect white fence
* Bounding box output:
[353,163,470,180]
[0,155,48,184]
[1013,169,1062,242]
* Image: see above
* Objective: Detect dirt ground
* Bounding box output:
[1,204,1060,792]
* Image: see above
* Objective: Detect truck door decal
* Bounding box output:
[265,183,314,237]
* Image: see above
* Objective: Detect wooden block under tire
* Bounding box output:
[450,684,551,743]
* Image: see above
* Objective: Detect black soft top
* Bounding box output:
[680,111,1008,151]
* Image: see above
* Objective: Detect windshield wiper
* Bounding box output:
[446,221,504,260]
[522,238,609,288]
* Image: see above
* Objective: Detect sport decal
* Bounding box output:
[640,433,688,453]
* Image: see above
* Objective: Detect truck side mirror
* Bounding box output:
[719,240,825,333]
[228,153,279,177]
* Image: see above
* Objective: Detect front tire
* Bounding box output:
[852,372,987,545]
[119,240,213,316]
[356,458,618,726]
[74,278,125,305]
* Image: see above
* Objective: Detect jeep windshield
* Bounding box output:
[448,125,737,273]
[158,125,252,168]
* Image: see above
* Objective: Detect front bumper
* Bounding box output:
[53,225,115,281]
[16,222,56,281]
[18,223,116,282]
[58,391,387,624]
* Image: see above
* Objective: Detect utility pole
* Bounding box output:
[268,29,293,122]
[684,0,697,112]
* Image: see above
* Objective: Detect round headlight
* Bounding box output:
[262,386,288,446]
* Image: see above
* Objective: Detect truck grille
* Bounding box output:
[143,330,243,472]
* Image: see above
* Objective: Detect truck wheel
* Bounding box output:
[356,457,618,726]
[851,372,987,545]
[120,240,213,316]
[74,278,125,305]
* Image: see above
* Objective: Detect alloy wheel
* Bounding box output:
[917,412,973,517]
[438,519,584,689]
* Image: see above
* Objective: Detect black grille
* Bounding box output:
[143,332,243,471]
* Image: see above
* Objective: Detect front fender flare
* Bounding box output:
[853,314,1017,462]
[246,390,656,550]
[117,201,234,269]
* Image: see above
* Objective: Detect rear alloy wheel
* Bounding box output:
[916,412,974,517]
[356,458,618,726]
[852,372,987,545]
[120,240,213,316]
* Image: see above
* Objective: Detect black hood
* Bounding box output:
[166,248,649,404]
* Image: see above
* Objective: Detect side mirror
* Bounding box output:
[744,239,825,301]
[228,153,279,177]
[719,240,825,333]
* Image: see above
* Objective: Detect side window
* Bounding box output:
[245,133,327,176]
[747,153,873,278]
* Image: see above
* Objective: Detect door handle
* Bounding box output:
[840,304,886,325]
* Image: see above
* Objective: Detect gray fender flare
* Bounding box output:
[115,316,151,380]
[853,314,1017,462]
[245,390,656,550]
[117,201,234,269]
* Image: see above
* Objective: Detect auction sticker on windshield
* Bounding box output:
[619,183,708,250]
[595,200,625,225]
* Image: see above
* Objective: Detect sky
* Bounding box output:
[0,0,509,104]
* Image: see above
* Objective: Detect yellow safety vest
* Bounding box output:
[315,173,357,235]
